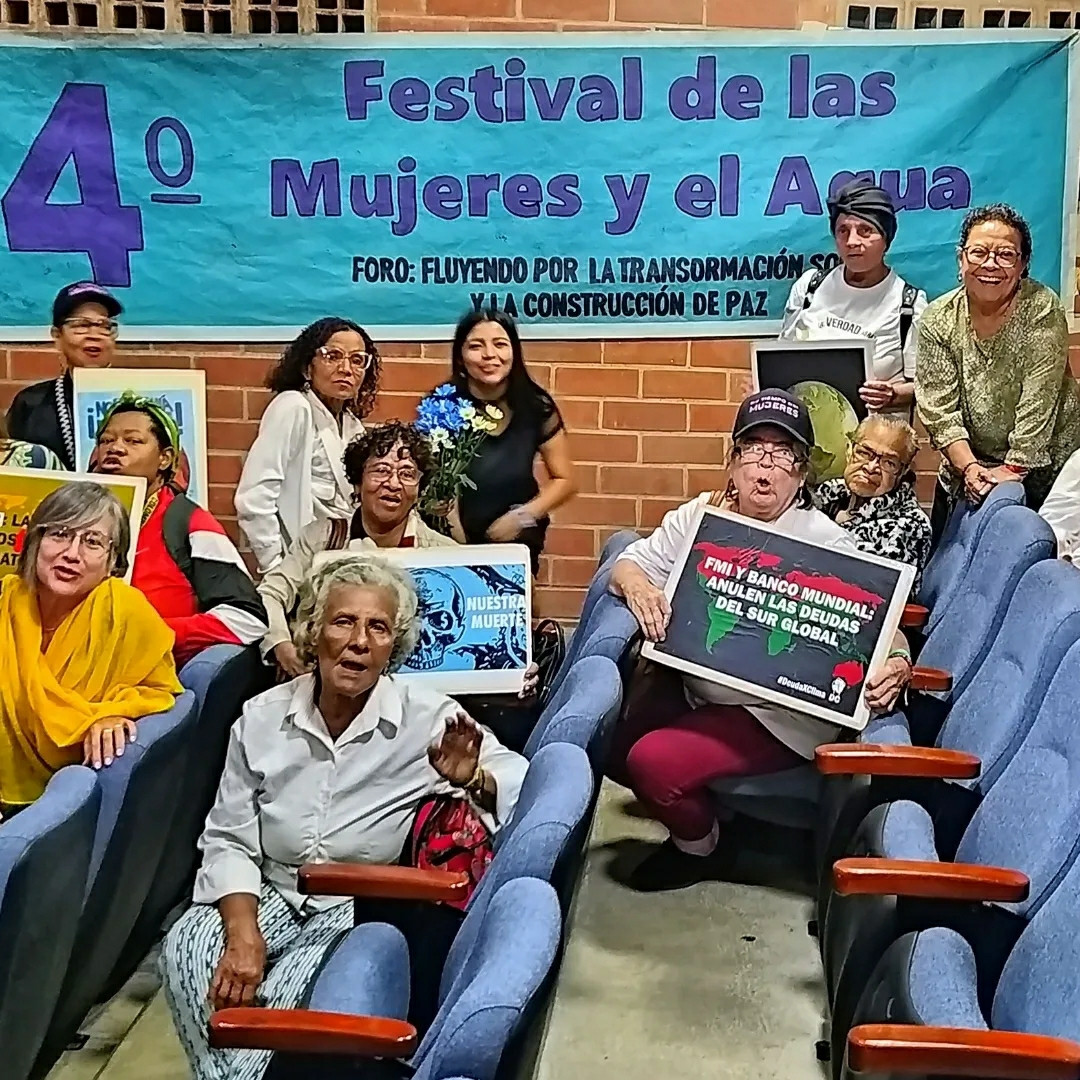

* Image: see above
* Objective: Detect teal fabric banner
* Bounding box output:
[0,31,1074,339]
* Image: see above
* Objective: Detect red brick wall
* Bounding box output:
[2,2,1078,621]
[3,333,1079,621]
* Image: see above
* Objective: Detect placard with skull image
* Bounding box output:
[314,544,533,695]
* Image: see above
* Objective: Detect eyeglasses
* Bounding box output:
[39,524,112,556]
[316,347,372,372]
[962,245,1021,269]
[363,462,421,488]
[63,317,118,337]
[735,441,803,471]
[851,443,906,476]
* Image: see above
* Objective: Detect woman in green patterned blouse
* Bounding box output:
[916,203,1080,543]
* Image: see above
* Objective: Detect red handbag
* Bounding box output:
[406,795,494,911]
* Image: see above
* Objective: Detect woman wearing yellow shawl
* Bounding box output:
[0,481,182,810]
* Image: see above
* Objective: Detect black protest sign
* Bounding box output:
[643,505,913,730]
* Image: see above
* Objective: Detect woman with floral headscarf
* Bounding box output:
[94,393,267,667]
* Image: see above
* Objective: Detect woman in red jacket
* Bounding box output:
[93,393,267,668]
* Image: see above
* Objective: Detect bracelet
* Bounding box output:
[1003,463,1028,476]
[463,762,486,795]
[961,462,981,478]
[512,506,538,530]
[888,649,912,666]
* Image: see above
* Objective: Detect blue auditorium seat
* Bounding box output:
[842,752,1080,1077]
[823,631,1080,1076]
[212,876,562,1080]
[0,767,99,1080]
[523,653,622,766]
[545,529,640,704]
[33,690,198,1076]
[814,506,1057,899]
[918,481,1025,633]
[119,643,271,974]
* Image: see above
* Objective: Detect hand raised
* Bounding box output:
[428,711,483,787]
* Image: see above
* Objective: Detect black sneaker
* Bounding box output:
[620,840,731,893]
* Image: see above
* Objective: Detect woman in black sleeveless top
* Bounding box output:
[449,310,576,573]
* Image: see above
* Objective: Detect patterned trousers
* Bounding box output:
[161,882,353,1080]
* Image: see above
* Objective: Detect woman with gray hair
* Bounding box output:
[161,554,528,1080]
[0,481,181,811]
[813,413,932,591]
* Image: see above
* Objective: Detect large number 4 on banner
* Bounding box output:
[2,82,143,287]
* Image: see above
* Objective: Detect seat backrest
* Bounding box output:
[38,691,199,1070]
[916,507,1054,698]
[523,654,622,761]
[146,646,270,919]
[955,637,1080,917]
[992,826,1080,1040]
[545,531,640,701]
[937,559,1080,792]
[0,766,99,1080]
[920,481,1025,629]
[440,743,590,996]
[413,877,561,1080]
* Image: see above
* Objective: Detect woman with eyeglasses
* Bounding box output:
[257,421,453,679]
[916,203,1080,543]
[0,481,181,813]
[813,415,931,592]
[6,282,123,470]
[94,394,268,669]
[606,390,913,892]
[235,318,381,574]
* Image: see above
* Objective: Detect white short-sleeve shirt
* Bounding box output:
[780,267,928,418]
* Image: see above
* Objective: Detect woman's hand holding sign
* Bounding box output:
[863,637,913,713]
[611,559,671,642]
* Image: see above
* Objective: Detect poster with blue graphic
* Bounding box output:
[0,32,1074,340]
[72,368,209,506]
[314,544,533,694]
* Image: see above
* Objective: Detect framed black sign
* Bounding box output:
[642,505,914,731]
[751,339,873,482]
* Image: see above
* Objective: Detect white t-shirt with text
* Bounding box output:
[780,267,928,417]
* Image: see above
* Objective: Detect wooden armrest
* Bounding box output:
[815,743,980,779]
[848,1024,1080,1079]
[298,863,470,903]
[910,666,952,693]
[833,858,1029,903]
[901,604,929,629]
[210,1008,417,1056]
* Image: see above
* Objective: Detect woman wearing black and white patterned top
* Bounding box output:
[813,414,932,593]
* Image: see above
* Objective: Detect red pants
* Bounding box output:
[609,665,804,844]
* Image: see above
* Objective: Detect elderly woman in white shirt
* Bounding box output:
[235,318,381,574]
[607,389,912,893]
[161,555,527,1080]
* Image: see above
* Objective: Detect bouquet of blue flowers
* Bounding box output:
[415,384,502,533]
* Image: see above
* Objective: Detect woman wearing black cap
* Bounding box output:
[780,178,927,419]
[606,389,913,891]
[6,282,123,470]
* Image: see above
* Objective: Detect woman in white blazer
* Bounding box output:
[235,317,381,573]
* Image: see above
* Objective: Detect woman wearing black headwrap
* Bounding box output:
[780,178,927,420]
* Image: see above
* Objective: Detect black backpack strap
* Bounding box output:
[801,268,829,309]
[161,491,198,586]
[326,517,350,551]
[899,282,919,349]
